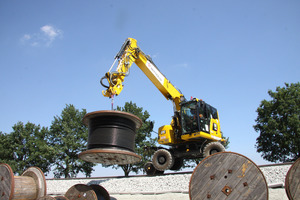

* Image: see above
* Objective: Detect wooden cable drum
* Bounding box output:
[0,163,14,200]
[189,152,268,200]
[89,184,110,200]
[65,184,110,200]
[38,196,69,200]
[79,110,142,165]
[285,157,300,200]
[0,164,46,200]
[65,184,97,200]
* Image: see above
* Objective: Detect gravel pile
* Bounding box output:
[46,174,191,195]
[46,163,292,196]
[259,163,292,186]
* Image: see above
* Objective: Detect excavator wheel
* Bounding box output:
[152,149,175,171]
[203,142,225,158]
[144,162,164,176]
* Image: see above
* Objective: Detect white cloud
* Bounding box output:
[41,25,62,40]
[23,34,31,40]
[175,63,189,69]
[21,25,63,47]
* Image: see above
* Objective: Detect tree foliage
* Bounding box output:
[109,101,156,176]
[254,82,300,162]
[0,122,55,175]
[49,104,95,178]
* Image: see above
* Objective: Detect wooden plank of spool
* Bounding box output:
[189,152,268,200]
[65,184,97,200]
[37,196,55,200]
[0,163,14,200]
[21,167,47,199]
[38,196,69,200]
[53,196,69,200]
[79,148,141,165]
[13,176,37,199]
[285,157,300,200]
[89,184,110,200]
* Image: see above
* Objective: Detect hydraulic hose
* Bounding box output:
[100,76,109,89]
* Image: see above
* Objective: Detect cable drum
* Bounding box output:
[87,114,137,151]
[79,110,142,165]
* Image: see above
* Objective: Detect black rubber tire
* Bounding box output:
[170,158,183,171]
[203,142,225,158]
[144,162,156,176]
[144,162,164,176]
[152,149,175,171]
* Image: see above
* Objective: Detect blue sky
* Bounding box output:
[1,0,299,177]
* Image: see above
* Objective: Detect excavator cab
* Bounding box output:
[180,101,200,134]
[180,99,221,140]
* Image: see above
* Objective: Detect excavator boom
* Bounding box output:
[101,38,185,111]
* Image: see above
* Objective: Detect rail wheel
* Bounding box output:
[203,141,225,157]
[152,149,174,171]
[144,162,164,176]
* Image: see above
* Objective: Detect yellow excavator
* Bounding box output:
[101,38,226,175]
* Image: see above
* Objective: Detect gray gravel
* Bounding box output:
[46,163,292,197]
[46,174,191,195]
[259,163,292,186]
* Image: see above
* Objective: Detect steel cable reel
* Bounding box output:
[79,110,142,165]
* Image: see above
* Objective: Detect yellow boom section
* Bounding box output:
[101,38,184,111]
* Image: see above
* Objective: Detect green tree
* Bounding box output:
[254,82,300,162]
[49,104,95,178]
[0,122,55,175]
[109,101,156,176]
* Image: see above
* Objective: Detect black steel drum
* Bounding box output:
[79,110,142,165]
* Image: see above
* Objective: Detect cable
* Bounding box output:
[100,76,109,88]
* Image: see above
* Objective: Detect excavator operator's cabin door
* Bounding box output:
[180,101,210,135]
[198,101,210,133]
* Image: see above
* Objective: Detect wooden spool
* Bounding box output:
[0,163,46,200]
[285,157,300,200]
[0,164,14,200]
[38,196,68,200]
[189,152,268,200]
[89,184,110,200]
[65,184,97,200]
[79,110,142,165]
[65,184,110,200]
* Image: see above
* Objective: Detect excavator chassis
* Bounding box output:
[144,141,225,175]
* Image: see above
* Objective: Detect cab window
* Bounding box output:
[181,102,198,134]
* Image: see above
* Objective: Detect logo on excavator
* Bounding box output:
[146,61,165,85]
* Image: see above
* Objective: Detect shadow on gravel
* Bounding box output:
[87,179,107,185]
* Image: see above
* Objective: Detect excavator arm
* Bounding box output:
[101,38,185,111]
